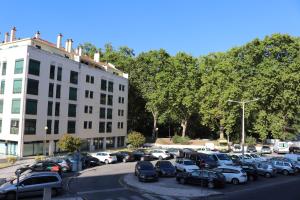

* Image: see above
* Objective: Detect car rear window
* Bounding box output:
[140,164,154,170]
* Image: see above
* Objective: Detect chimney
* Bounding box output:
[10,27,16,42]
[68,39,73,53]
[78,46,82,56]
[35,31,40,39]
[94,51,100,62]
[4,32,9,43]
[65,39,69,51]
[56,33,62,48]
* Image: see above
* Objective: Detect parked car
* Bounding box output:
[247,145,257,153]
[179,148,196,158]
[273,141,289,154]
[261,145,272,154]
[214,165,247,185]
[132,150,155,161]
[284,154,300,162]
[155,160,176,177]
[0,172,62,200]
[248,154,267,162]
[240,163,258,181]
[289,146,300,153]
[175,158,199,172]
[91,152,117,164]
[229,154,242,165]
[189,152,218,169]
[270,160,296,175]
[238,154,255,163]
[150,149,171,160]
[135,161,158,182]
[232,144,242,153]
[81,153,101,168]
[196,146,214,154]
[113,151,136,162]
[16,161,62,176]
[176,169,226,188]
[210,153,233,166]
[48,157,72,172]
[167,148,180,158]
[255,162,277,178]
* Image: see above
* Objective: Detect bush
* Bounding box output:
[172,135,191,144]
[7,156,17,164]
[245,136,257,146]
[58,134,82,153]
[35,155,46,162]
[127,131,146,148]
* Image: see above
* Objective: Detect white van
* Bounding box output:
[273,142,289,154]
[284,154,300,162]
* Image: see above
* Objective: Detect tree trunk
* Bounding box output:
[152,111,158,139]
[181,119,188,138]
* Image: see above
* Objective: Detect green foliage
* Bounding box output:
[245,136,257,146]
[58,134,82,153]
[172,135,191,144]
[7,156,17,164]
[35,155,46,162]
[127,131,146,148]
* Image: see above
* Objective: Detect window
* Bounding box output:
[0,119,2,133]
[28,59,40,76]
[118,122,120,129]
[90,91,93,99]
[54,120,59,134]
[101,79,107,91]
[69,87,77,101]
[106,122,112,133]
[13,79,22,93]
[47,101,53,116]
[26,99,37,115]
[56,84,61,98]
[119,84,121,91]
[0,80,5,94]
[14,59,24,74]
[121,122,123,129]
[99,122,105,133]
[48,83,54,97]
[68,104,76,117]
[107,108,112,119]
[55,102,60,116]
[89,106,93,114]
[122,85,125,91]
[84,105,88,113]
[24,119,36,135]
[27,79,39,95]
[47,120,52,134]
[0,100,3,113]
[86,75,90,83]
[57,67,62,81]
[2,62,6,75]
[84,121,88,129]
[67,121,76,133]
[108,95,113,106]
[91,76,94,84]
[100,94,106,105]
[108,81,113,92]
[88,121,92,129]
[85,90,89,98]
[100,107,106,119]
[10,119,19,134]
[70,71,78,84]
[50,65,55,79]
[11,99,21,114]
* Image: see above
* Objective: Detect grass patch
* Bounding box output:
[0,162,12,169]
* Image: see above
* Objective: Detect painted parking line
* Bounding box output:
[77,187,127,195]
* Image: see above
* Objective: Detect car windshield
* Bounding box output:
[217,154,230,160]
[262,146,270,149]
[183,160,195,165]
[140,164,154,170]
[160,162,172,167]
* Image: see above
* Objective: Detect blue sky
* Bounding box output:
[1,0,300,56]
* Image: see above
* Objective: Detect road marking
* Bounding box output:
[77,187,127,195]
[130,196,144,200]
[142,194,161,200]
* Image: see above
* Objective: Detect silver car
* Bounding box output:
[271,160,295,175]
[0,172,62,200]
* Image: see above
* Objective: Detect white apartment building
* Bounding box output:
[0,27,128,157]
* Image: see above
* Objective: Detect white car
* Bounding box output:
[247,153,267,162]
[232,144,242,153]
[196,146,214,154]
[175,158,199,172]
[150,149,171,160]
[210,153,233,166]
[215,166,247,184]
[92,152,117,164]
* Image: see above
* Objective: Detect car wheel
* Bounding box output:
[6,192,16,200]
[122,158,127,163]
[208,181,215,189]
[179,178,186,184]
[158,156,163,160]
[283,170,289,176]
[105,159,109,164]
[265,172,271,178]
[232,178,239,185]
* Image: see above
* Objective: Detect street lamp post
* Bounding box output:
[44,126,48,156]
[227,98,259,163]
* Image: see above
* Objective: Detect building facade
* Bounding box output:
[0,28,128,157]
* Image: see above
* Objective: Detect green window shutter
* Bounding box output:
[11,99,21,114]
[0,80,5,94]
[14,59,24,74]
[13,79,22,94]
[2,62,6,75]
[0,100,3,113]
[28,59,40,76]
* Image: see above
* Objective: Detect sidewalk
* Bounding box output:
[0,158,35,179]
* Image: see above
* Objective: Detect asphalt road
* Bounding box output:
[23,157,300,200]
